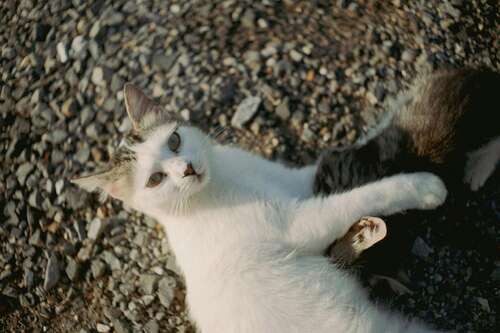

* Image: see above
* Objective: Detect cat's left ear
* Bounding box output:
[71,169,129,201]
[123,83,163,130]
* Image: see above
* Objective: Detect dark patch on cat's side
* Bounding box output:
[316,67,500,297]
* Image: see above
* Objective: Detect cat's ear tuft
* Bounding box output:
[123,83,162,130]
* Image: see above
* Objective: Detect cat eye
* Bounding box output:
[167,131,181,152]
[146,172,166,188]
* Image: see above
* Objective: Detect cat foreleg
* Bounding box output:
[286,172,447,254]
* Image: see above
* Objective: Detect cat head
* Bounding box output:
[72,84,213,216]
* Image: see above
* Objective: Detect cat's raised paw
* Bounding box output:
[411,173,448,209]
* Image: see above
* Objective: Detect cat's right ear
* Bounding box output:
[123,83,162,130]
[71,169,128,200]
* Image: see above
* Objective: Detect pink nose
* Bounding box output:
[183,163,196,177]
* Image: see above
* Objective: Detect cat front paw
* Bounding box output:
[410,172,448,209]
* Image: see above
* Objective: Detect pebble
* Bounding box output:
[152,53,178,72]
[158,276,176,308]
[231,96,261,128]
[65,257,79,281]
[71,36,87,58]
[57,42,68,63]
[276,99,290,120]
[43,254,61,290]
[139,274,158,295]
[289,49,303,62]
[91,259,106,278]
[91,67,106,87]
[16,162,34,185]
[88,218,103,240]
[112,318,131,333]
[411,237,434,259]
[47,129,68,144]
[96,323,111,332]
[61,98,77,117]
[102,251,122,271]
[144,320,160,333]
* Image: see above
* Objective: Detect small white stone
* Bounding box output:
[170,4,181,13]
[96,323,110,332]
[56,42,68,63]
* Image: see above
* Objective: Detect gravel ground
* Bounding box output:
[1,0,499,332]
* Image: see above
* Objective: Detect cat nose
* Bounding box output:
[183,163,197,177]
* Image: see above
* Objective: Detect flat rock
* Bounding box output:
[139,274,158,295]
[87,218,103,240]
[412,237,434,259]
[43,254,61,290]
[158,276,176,308]
[231,96,261,128]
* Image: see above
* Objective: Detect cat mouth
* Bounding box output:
[183,170,205,183]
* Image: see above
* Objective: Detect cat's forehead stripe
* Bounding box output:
[132,123,177,155]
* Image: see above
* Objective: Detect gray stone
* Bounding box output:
[96,323,111,332]
[47,129,68,144]
[102,251,122,271]
[110,74,124,92]
[71,36,87,58]
[144,320,159,333]
[28,190,42,209]
[65,188,87,210]
[89,21,101,38]
[301,126,315,143]
[133,231,148,247]
[401,49,417,62]
[241,9,255,28]
[105,12,124,26]
[91,67,109,87]
[24,268,34,290]
[289,49,303,62]
[152,52,178,72]
[243,51,261,71]
[88,218,103,240]
[77,243,93,262]
[139,274,158,295]
[411,237,433,258]
[29,229,42,246]
[112,318,131,333]
[231,96,261,128]
[16,162,34,185]
[158,276,176,308]
[65,257,79,281]
[75,146,90,164]
[2,46,16,59]
[44,254,60,290]
[91,259,106,278]
[55,179,65,195]
[318,99,330,114]
[57,42,68,63]
[276,99,290,120]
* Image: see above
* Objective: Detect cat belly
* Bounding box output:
[186,243,381,333]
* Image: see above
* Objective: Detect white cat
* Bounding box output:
[73,85,447,333]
